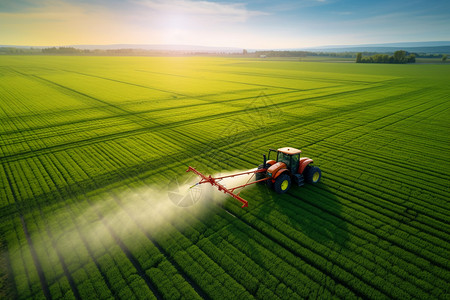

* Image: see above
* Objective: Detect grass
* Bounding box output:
[0,55,449,299]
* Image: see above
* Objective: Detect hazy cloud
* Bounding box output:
[134,0,268,22]
[0,0,448,48]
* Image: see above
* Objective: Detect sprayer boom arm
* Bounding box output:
[186,166,268,208]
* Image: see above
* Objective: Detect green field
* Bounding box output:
[0,56,449,299]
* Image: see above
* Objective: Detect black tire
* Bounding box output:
[304,166,321,184]
[274,173,291,194]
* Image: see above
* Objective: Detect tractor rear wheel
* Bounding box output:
[274,173,291,194]
[304,166,321,184]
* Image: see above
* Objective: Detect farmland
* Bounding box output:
[0,55,449,299]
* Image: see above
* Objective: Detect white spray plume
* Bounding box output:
[20,168,258,271]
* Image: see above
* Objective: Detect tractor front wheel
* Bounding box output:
[274,173,291,194]
[304,166,322,184]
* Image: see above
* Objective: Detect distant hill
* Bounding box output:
[1,41,449,54]
[0,44,243,53]
[295,41,450,54]
[72,44,243,53]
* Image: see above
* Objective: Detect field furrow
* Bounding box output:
[1,56,449,299]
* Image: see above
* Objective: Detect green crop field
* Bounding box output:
[0,55,449,299]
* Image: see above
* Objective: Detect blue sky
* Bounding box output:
[0,0,449,48]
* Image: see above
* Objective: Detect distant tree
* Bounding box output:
[393,50,407,63]
[356,52,362,63]
[356,50,416,64]
[442,54,448,62]
[373,54,384,63]
[243,49,248,55]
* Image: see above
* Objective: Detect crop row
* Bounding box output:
[218,151,448,298]
[254,193,446,297]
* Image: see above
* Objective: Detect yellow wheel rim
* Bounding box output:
[281,180,289,190]
[313,172,320,182]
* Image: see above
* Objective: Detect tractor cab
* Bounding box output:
[266,147,301,173]
[276,147,301,173]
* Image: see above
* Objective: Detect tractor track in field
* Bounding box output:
[235,148,450,258]
[2,160,52,299]
[259,194,448,295]
[60,69,201,98]
[312,132,449,189]
[214,161,448,295]
[328,169,450,231]
[318,140,450,196]
[57,150,210,299]
[0,86,383,164]
[63,67,296,106]
[97,215,164,300]
[110,194,211,300]
[310,178,450,255]
[48,155,165,300]
[21,173,82,300]
[69,149,221,299]
[1,70,409,163]
[288,187,450,274]
[319,143,450,197]
[36,153,164,298]
[3,145,220,298]
[13,158,84,299]
[216,205,383,299]
[40,213,82,300]
[242,205,426,299]
[323,160,450,219]
[135,68,395,88]
[214,156,449,287]
[0,89,301,145]
[336,94,449,141]
[15,64,390,121]
[19,216,53,300]
[33,154,117,298]
[205,213,336,299]
[135,69,346,92]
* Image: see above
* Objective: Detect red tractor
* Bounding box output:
[187,147,321,207]
[256,147,322,194]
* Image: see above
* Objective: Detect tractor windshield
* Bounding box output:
[277,152,300,173]
[277,152,291,167]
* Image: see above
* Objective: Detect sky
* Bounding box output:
[0,0,449,49]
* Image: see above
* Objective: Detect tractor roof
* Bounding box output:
[278,147,301,155]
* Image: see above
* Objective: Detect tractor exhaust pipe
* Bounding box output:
[263,154,267,168]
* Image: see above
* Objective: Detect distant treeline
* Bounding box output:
[42,47,90,54]
[0,47,232,56]
[250,50,446,60]
[0,47,42,54]
[0,47,448,60]
[42,47,190,55]
[356,50,416,64]
[252,50,357,58]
